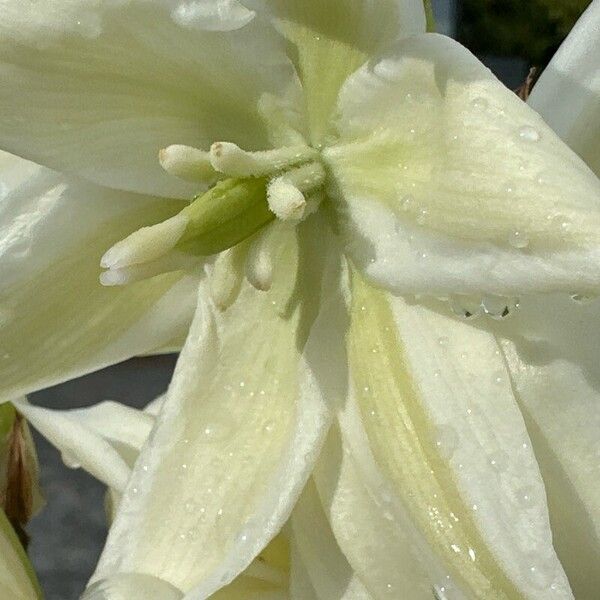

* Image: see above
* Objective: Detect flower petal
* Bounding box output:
[495,294,600,598]
[343,274,573,598]
[528,0,600,177]
[14,397,156,495]
[87,222,338,598]
[247,0,425,143]
[324,33,600,297]
[0,1,298,197]
[0,169,199,401]
[290,479,372,599]
[0,508,41,600]
[315,425,445,599]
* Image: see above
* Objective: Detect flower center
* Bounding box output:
[99,141,327,300]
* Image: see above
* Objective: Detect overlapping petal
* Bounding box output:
[14,398,154,494]
[290,479,371,599]
[529,0,600,176]
[0,168,199,403]
[246,0,426,143]
[494,295,600,599]
[0,0,299,197]
[341,274,572,599]
[324,33,600,297]
[87,220,340,599]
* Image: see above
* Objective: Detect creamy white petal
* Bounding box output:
[0,508,41,600]
[88,221,338,598]
[315,424,448,599]
[493,295,600,599]
[0,0,299,197]
[343,275,573,598]
[324,33,600,296]
[0,169,199,402]
[529,0,600,176]
[0,150,38,192]
[14,398,137,493]
[291,479,371,600]
[245,0,425,143]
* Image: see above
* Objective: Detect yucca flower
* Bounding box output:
[0,1,599,599]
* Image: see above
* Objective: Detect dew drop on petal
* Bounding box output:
[471,96,489,110]
[570,293,597,304]
[488,451,509,473]
[518,126,540,142]
[434,425,458,459]
[508,230,529,249]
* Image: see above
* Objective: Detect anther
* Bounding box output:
[267,161,326,221]
[159,145,220,183]
[210,246,247,310]
[245,223,289,292]
[209,142,318,178]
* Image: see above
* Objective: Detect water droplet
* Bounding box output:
[468,547,477,561]
[433,584,450,600]
[263,420,275,433]
[488,451,509,472]
[201,420,232,442]
[434,425,458,459]
[508,230,529,249]
[570,293,596,304]
[450,296,481,320]
[471,96,489,110]
[417,208,428,225]
[438,336,449,347]
[525,563,553,589]
[492,371,504,385]
[517,486,537,506]
[400,194,415,211]
[519,126,540,142]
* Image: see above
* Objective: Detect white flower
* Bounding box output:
[0,1,599,599]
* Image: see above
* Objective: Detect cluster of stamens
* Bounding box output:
[99,139,326,306]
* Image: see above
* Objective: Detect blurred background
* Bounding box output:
[25,0,592,598]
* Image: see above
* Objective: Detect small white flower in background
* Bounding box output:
[0,0,599,599]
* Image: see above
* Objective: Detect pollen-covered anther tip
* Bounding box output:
[159,144,217,183]
[267,177,307,221]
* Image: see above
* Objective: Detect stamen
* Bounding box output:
[210,246,247,310]
[209,142,318,178]
[100,251,200,287]
[100,214,189,270]
[245,223,289,292]
[159,145,220,183]
[267,162,326,221]
[267,179,306,221]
